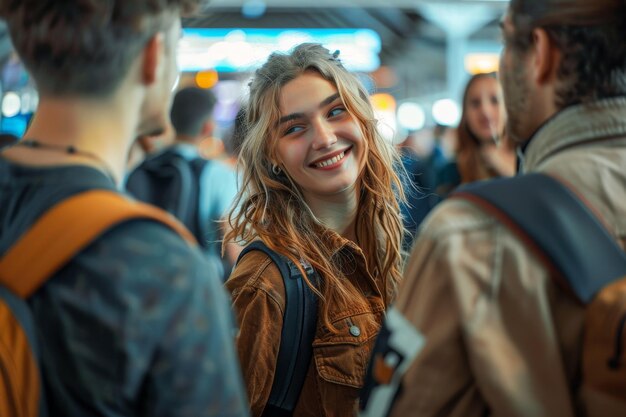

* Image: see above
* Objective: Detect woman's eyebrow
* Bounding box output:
[278,93,341,125]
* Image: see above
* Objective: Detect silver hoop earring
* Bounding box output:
[272,164,282,175]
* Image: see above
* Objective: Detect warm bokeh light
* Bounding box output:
[370,93,396,112]
[464,53,500,75]
[195,70,219,89]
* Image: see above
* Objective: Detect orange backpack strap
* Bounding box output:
[0,189,196,299]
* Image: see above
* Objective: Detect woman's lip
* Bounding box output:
[309,146,352,167]
[311,148,351,170]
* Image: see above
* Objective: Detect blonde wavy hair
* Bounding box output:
[225,43,405,330]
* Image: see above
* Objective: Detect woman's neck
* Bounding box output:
[304,186,359,242]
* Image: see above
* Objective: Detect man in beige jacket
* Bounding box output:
[360,1,626,416]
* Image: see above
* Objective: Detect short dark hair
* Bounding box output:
[0,0,206,97]
[508,0,626,107]
[170,87,217,136]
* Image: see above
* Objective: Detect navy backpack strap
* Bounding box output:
[167,154,195,234]
[189,157,210,248]
[237,241,318,416]
[452,173,626,304]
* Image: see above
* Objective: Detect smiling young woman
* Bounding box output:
[224,43,406,417]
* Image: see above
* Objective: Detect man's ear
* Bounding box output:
[530,28,561,86]
[141,33,164,85]
[200,119,215,137]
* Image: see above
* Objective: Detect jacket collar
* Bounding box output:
[318,226,364,259]
[521,97,626,173]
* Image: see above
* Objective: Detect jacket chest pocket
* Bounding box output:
[312,307,383,388]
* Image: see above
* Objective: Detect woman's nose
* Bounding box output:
[311,118,337,150]
[482,101,498,120]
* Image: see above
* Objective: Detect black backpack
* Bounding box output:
[126,148,209,248]
[236,241,318,417]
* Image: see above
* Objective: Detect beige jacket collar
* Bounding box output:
[522,97,626,173]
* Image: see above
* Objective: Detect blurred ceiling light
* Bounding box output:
[178,28,381,73]
[397,102,425,131]
[2,92,21,118]
[432,99,461,127]
[242,0,266,19]
[465,53,500,75]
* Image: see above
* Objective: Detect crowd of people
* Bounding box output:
[0,0,625,416]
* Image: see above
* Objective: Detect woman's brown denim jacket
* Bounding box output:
[225,233,393,417]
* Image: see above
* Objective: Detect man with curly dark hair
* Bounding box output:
[0,1,249,416]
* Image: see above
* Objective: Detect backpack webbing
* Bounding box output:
[452,173,626,303]
[0,189,195,417]
[0,190,195,298]
[237,241,318,417]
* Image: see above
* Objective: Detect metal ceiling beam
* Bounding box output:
[204,0,509,8]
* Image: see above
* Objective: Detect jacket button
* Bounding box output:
[349,325,361,337]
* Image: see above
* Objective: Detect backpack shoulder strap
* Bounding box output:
[190,157,211,248]
[0,189,196,299]
[452,173,626,304]
[189,156,209,175]
[237,240,318,416]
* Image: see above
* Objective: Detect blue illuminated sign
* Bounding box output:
[178,28,382,72]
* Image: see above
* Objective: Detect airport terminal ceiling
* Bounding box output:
[0,0,508,135]
[185,0,508,95]
[0,0,508,85]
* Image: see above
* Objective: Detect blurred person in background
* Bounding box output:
[126,124,175,171]
[436,73,515,196]
[456,72,516,182]
[127,87,241,280]
[395,132,439,252]
[429,124,454,174]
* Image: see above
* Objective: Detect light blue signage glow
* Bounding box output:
[178,28,382,72]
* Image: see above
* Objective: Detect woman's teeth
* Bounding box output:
[315,151,345,168]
